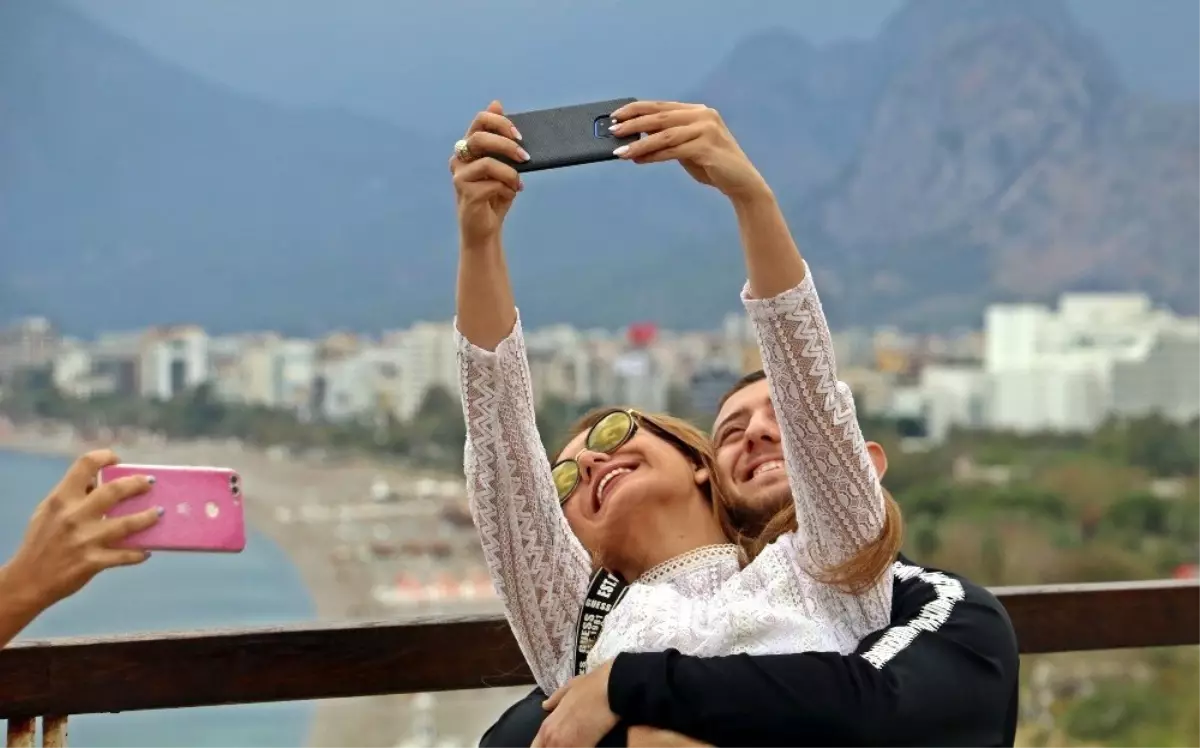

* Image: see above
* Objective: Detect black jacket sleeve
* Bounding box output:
[607,580,1020,747]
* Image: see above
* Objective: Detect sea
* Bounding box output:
[0,450,316,747]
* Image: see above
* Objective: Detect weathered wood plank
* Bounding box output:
[0,580,1194,719]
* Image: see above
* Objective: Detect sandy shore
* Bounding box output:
[0,424,530,747]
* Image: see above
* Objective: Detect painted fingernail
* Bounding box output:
[146,475,156,485]
[613,145,630,157]
[511,127,523,141]
[610,113,620,122]
[517,147,531,162]
[518,180,525,192]
[155,506,165,516]
[608,123,620,132]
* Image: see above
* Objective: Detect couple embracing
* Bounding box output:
[449,99,1019,747]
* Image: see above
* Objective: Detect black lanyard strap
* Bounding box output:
[573,568,630,676]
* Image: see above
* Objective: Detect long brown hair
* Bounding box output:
[746,487,904,595]
[717,371,905,595]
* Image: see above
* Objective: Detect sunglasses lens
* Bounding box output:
[552,461,581,502]
[588,411,634,453]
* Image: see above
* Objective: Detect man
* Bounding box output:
[1,450,161,649]
[481,371,1019,747]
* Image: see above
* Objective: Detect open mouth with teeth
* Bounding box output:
[747,459,784,481]
[594,466,635,512]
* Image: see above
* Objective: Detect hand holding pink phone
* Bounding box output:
[99,464,246,553]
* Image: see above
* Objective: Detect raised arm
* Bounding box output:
[452,102,591,694]
[611,99,890,640]
[736,196,890,632]
[734,200,881,530]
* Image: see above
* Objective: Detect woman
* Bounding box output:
[452,100,902,703]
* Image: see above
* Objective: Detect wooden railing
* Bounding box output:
[2,578,1197,746]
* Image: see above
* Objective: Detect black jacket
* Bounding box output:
[480,556,1019,747]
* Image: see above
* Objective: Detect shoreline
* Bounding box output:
[0,423,526,747]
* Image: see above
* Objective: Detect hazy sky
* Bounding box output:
[60,0,1200,130]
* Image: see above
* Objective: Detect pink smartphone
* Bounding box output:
[98,464,246,553]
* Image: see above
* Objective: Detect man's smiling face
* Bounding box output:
[711,374,890,533]
[712,378,791,523]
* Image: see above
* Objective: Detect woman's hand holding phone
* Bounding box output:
[609,100,771,204]
[0,451,160,623]
[450,101,526,352]
[450,101,528,246]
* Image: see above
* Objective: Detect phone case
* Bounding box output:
[98,464,246,553]
[503,98,639,173]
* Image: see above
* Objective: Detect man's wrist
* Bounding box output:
[607,651,666,725]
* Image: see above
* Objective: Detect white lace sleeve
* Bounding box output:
[741,263,890,641]
[456,314,591,694]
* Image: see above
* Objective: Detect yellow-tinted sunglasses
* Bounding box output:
[552,410,640,505]
[552,409,693,506]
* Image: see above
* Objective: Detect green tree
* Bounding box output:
[409,385,466,466]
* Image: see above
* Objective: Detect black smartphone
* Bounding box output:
[500,98,638,173]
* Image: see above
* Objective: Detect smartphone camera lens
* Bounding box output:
[593,115,615,139]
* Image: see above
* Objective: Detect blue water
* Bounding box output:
[0,450,316,747]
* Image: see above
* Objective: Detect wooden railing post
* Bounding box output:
[4,716,68,748]
[41,717,68,748]
[5,718,35,748]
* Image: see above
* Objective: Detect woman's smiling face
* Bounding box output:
[554,411,715,576]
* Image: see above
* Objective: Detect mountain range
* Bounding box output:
[1,0,1196,335]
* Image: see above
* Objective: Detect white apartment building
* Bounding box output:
[1110,326,1200,420]
[52,343,95,398]
[985,293,1199,433]
[275,339,318,414]
[0,317,60,377]
[210,335,316,414]
[309,323,458,424]
[920,365,989,442]
[316,354,374,422]
[139,326,209,400]
[612,349,668,413]
[525,325,589,405]
[841,367,898,418]
[389,322,458,421]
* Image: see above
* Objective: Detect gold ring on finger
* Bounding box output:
[454,139,474,163]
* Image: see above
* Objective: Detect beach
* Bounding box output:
[0,423,529,747]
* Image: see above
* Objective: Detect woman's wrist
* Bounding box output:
[459,229,503,256]
[726,179,776,213]
[0,562,43,636]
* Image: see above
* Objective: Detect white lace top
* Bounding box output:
[456,265,890,693]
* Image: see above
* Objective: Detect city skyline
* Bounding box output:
[3,287,1196,444]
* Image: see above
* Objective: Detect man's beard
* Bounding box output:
[727,485,792,539]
